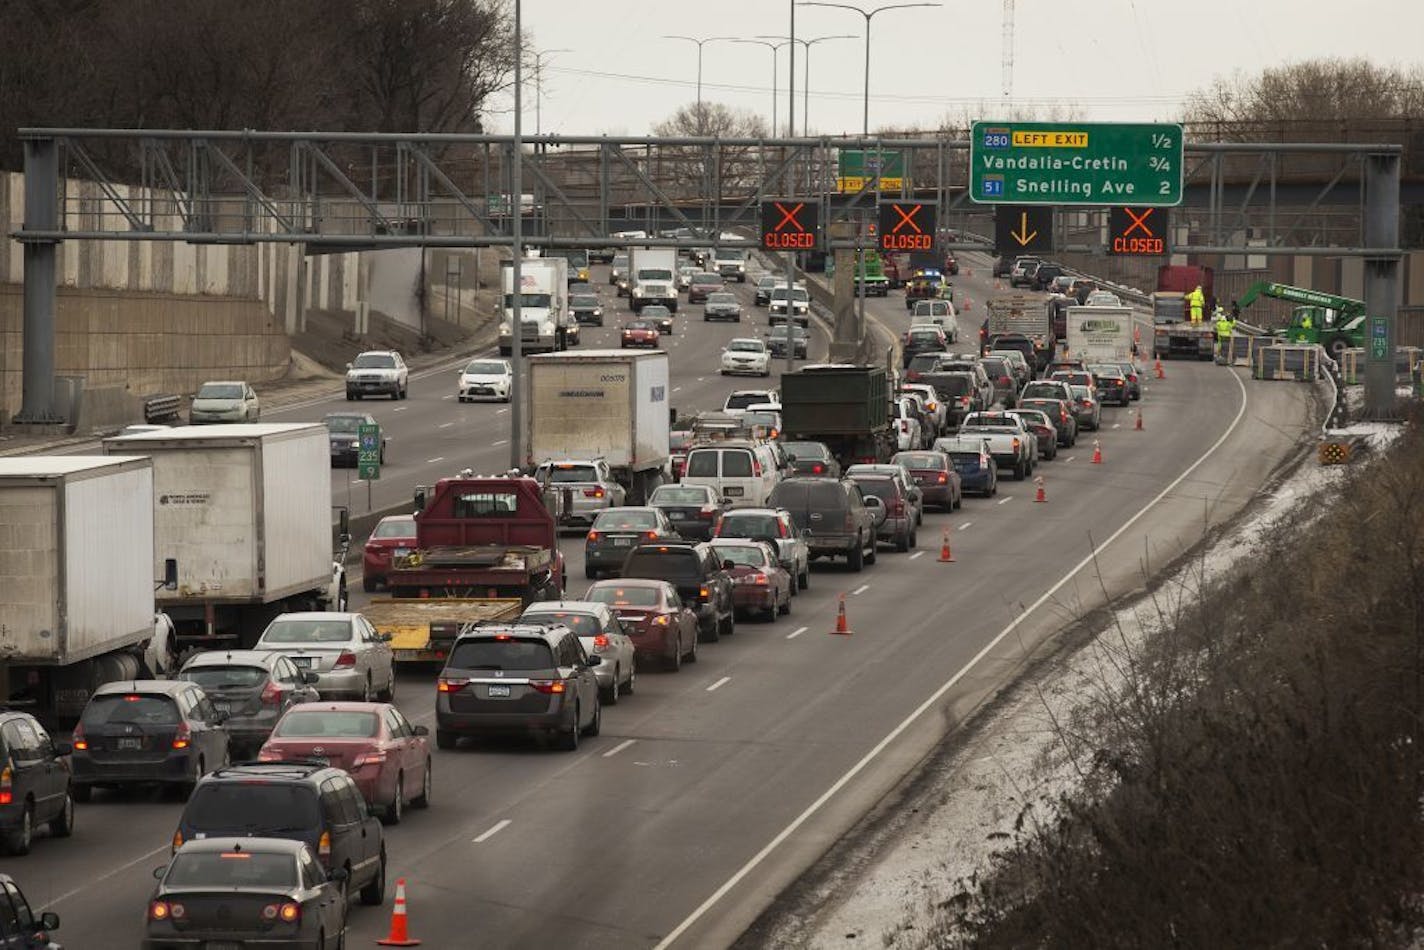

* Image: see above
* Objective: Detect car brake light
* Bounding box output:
[959,397,970,407]
[890,497,905,516]
[937,472,948,484]
[592,635,610,650]
[171,722,192,750]
[318,831,331,860]
[437,677,470,692]
[260,680,284,706]
[527,679,567,694]
[352,750,388,767]
[263,901,300,923]
[71,723,87,751]
[699,504,717,519]
[1012,438,1021,451]
[586,530,600,542]
[0,762,11,805]
[644,530,659,540]
[812,463,824,474]
[172,828,184,850]
[584,488,605,498]
[149,900,173,921]
[752,460,763,477]
[652,614,671,626]
[333,650,357,669]
[926,401,937,411]
[699,585,710,600]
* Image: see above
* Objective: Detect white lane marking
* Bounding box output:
[673,386,683,392]
[1064,456,1075,463]
[426,457,445,464]
[442,394,454,400]
[438,422,455,429]
[909,551,925,560]
[392,407,405,412]
[1112,423,1121,429]
[706,676,731,692]
[851,584,870,595]
[957,521,973,530]
[493,439,508,446]
[998,496,1013,505]
[472,819,512,843]
[49,843,170,906]
[603,739,637,758]
[786,625,808,640]
[651,368,1252,950]
[497,408,509,415]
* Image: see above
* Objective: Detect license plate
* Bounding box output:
[487,684,511,698]
[117,737,142,750]
[617,614,645,624]
[669,511,686,519]
[213,701,231,715]
[393,547,410,557]
[724,486,744,496]
[612,537,632,546]
[291,656,313,668]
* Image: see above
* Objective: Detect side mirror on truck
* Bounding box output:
[162,558,178,591]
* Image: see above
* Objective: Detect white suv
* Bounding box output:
[346,350,409,401]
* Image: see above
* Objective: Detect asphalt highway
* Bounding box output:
[15,253,1319,947]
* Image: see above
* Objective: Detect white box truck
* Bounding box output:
[103,424,348,650]
[630,247,678,313]
[500,256,569,355]
[0,456,176,723]
[1065,305,1135,364]
[525,350,671,503]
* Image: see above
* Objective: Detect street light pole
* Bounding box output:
[757,33,855,135]
[662,35,737,110]
[799,2,941,135]
[510,0,524,472]
[530,48,571,136]
[732,38,788,135]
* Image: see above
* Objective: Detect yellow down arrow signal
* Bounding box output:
[1010,211,1038,246]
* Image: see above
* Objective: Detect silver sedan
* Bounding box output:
[253,612,396,702]
[519,601,638,705]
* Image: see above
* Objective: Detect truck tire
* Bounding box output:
[1013,460,1026,480]
[865,538,877,565]
[848,540,864,572]
[895,530,910,553]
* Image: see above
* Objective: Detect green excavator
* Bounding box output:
[1235,282,1368,359]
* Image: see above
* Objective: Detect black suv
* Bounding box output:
[0,712,74,856]
[436,622,603,751]
[767,477,883,571]
[174,761,387,907]
[0,874,60,948]
[620,541,736,642]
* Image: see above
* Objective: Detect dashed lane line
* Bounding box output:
[706,676,731,692]
[786,626,808,640]
[472,819,512,843]
[851,584,870,595]
[909,551,925,560]
[957,521,973,530]
[998,496,1013,505]
[603,739,637,758]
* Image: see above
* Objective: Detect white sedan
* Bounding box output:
[457,358,513,402]
[720,338,771,377]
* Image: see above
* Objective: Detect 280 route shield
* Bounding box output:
[760,199,821,251]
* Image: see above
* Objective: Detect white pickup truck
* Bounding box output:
[958,411,1036,480]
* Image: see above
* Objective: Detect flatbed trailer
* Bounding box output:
[362,597,523,664]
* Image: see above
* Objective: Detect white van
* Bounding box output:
[681,440,781,508]
[911,299,959,342]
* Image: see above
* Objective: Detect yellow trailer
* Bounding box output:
[362,597,523,664]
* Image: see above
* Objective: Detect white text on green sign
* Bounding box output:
[970,122,1183,207]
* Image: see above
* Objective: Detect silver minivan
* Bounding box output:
[682,441,781,509]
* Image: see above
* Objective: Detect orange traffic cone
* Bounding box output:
[1034,476,1047,503]
[937,528,955,562]
[830,593,853,636]
[1135,408,1144,431]
[1154,357,1166,380]
[1091,440,1103,465]
[377,878,422,946]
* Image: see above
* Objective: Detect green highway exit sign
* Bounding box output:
[970,122,1183,207]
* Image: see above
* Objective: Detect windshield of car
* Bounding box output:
[259,620,352,644]
[914,302,948,315]
[693,274,723,284]
[725,392,769,409]
[370,521,415,541]
[179,665,268,690]
[164,851,297,889]
[783,442,828,460]
[593,509,659,530]
[742,412,778,430]
[758,276,778,288]
[352,353,396,369]
[184,783,321,832]
[521,610,602,637]
[1021,399,1063,415]
[622,550,702,582]
[720,514,781,539]
[651,486,710,505]
[1070,385,1094,400]
[643,306,671,317]
[771,288,810,303]
[466,361,508,377]
[768,325,805,339]
[981,359,1010,378]
[612,255,628,268]
[1023,382,1068,399]
[544,464,598,484]
[82,694,178,726]
[851,478,896,502]
[272,710,380,738]
[625,321,654,332]
[707,293,737,305]
[447,638,555,671]
[908,328,943,341]
[715,544,769,568]
[1012,410,1052,427]
[586,585,661,608]
[323,415,364,433]
[894,452,945,469]
[196,383,242,400]
[504,292,554,309]
[716,249,744,261]
[929,376,972,396]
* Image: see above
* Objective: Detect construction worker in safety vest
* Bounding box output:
[1187,285,1205,324]
[1215,309,1233,358]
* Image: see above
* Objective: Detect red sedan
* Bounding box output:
[362,514,416,592]
[259,702,431,825]
[621,320,660,349]
[708,539,792,622]
[584,578,700,672]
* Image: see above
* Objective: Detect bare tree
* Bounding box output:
[652,102,769,199]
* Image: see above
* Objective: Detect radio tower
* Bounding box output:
[1001,0,1014,101]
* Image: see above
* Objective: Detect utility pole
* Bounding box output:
[785,0,797,374]
[510,0,524,472]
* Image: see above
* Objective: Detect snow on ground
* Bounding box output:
[804,391,1405,949]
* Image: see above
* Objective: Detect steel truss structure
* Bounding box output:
[11,128,1407,421]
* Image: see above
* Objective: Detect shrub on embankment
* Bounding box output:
[932,413,1424,948]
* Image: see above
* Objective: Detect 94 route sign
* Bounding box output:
[971,121,1183,207]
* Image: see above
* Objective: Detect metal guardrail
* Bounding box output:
[142,393,181,423]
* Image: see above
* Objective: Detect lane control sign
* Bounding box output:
[760,199,821,251]
[878,202,936,253]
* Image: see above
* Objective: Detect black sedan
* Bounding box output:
[144,838,347,950]
[642,305,675,335]
[648,483,726,540]
[782,440,840,477]
[323,412,386,468]
[766,324,809,358]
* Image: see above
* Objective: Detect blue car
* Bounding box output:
[932,437,998,497]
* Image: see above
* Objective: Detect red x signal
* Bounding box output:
[890,203,924,234]
[1121,206,1155,237]
[772,202,807,232]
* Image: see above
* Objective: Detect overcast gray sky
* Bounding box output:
[491,0,1422,136]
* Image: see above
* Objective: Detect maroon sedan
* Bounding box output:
[585,578,699,672]
[362,514,416,592]
[621,320,660,349]
[891,450,963,512]
[259,702,431,825]
[708,539,792,622]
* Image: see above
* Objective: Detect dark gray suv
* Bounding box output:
[0,712,74,856]
[767,477,884,572]
[436,622,603,751]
